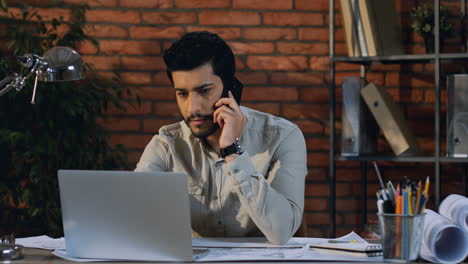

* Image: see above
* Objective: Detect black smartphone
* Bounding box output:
[221,86,230,98]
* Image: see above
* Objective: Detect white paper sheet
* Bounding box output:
[192,231,367,248]
[16,235,65,250]
[192,232,379,262]
[420,209,468,264]
[193,247,383,262]
[439,194,468,232]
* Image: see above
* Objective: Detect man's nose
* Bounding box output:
[188,94,202,114]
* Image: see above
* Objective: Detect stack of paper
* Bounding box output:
[420,194,468,263]
[191,232,383,262]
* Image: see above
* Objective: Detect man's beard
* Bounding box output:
[184,113,220,138]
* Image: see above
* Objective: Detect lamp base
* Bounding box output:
[0,244,24,260]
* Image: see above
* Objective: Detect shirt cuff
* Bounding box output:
[227,151,257,186]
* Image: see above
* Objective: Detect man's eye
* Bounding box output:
[177,92,188,97]
[199,89,210,95]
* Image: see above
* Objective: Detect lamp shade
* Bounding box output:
[38,46,85,82]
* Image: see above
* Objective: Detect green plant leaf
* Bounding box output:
[0,0,7,12]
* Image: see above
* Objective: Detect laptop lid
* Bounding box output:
[58,170,192,262]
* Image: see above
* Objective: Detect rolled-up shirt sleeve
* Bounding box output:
[227,125,307,245]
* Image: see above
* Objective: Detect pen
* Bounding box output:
[411,183,417,215]
[328,240,360,243]
[418,194,429,214]
[377,199,384,214]
[387,181,396,202]
[373,162,385,189]
[417,194,425,214]
[381,188,389,201]
[400,176,409,192]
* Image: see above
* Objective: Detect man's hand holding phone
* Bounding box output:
[213,90,246,162]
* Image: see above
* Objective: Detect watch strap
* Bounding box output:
[220,139,243,158]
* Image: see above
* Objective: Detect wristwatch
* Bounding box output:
[220,138,243,158]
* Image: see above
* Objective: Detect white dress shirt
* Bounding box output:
[135,106,307,244]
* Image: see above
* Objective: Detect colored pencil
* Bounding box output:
[395,191,402,257]
[424,176,430,197]
[415,180,422,215]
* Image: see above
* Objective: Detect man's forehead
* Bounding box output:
[172,63,214,77]
[172,63,220,90]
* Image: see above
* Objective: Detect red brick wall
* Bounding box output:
[6,0,467,238]
[79,0,335,237]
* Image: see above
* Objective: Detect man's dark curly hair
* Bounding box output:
[163,31,243,104]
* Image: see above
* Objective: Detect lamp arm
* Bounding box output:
[0,55,46,98]
[0,74,18,96]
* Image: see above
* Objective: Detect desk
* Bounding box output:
[16,248,398,264]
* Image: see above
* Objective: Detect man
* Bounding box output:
[135,31,307,245]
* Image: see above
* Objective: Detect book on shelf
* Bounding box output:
[360,83,420,156]
[340,0,361,56]
[360,0,404,56]
[350,0,368,56]
[340,0,404,57]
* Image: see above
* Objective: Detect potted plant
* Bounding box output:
[411,4,454,53]
[0,1,135,237]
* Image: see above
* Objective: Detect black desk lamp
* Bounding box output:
[0,46,85,104]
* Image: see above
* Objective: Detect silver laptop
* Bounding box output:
[58,170,192,262]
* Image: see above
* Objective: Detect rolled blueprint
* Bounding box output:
[439,194,468,232]
[420,209,468,264]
